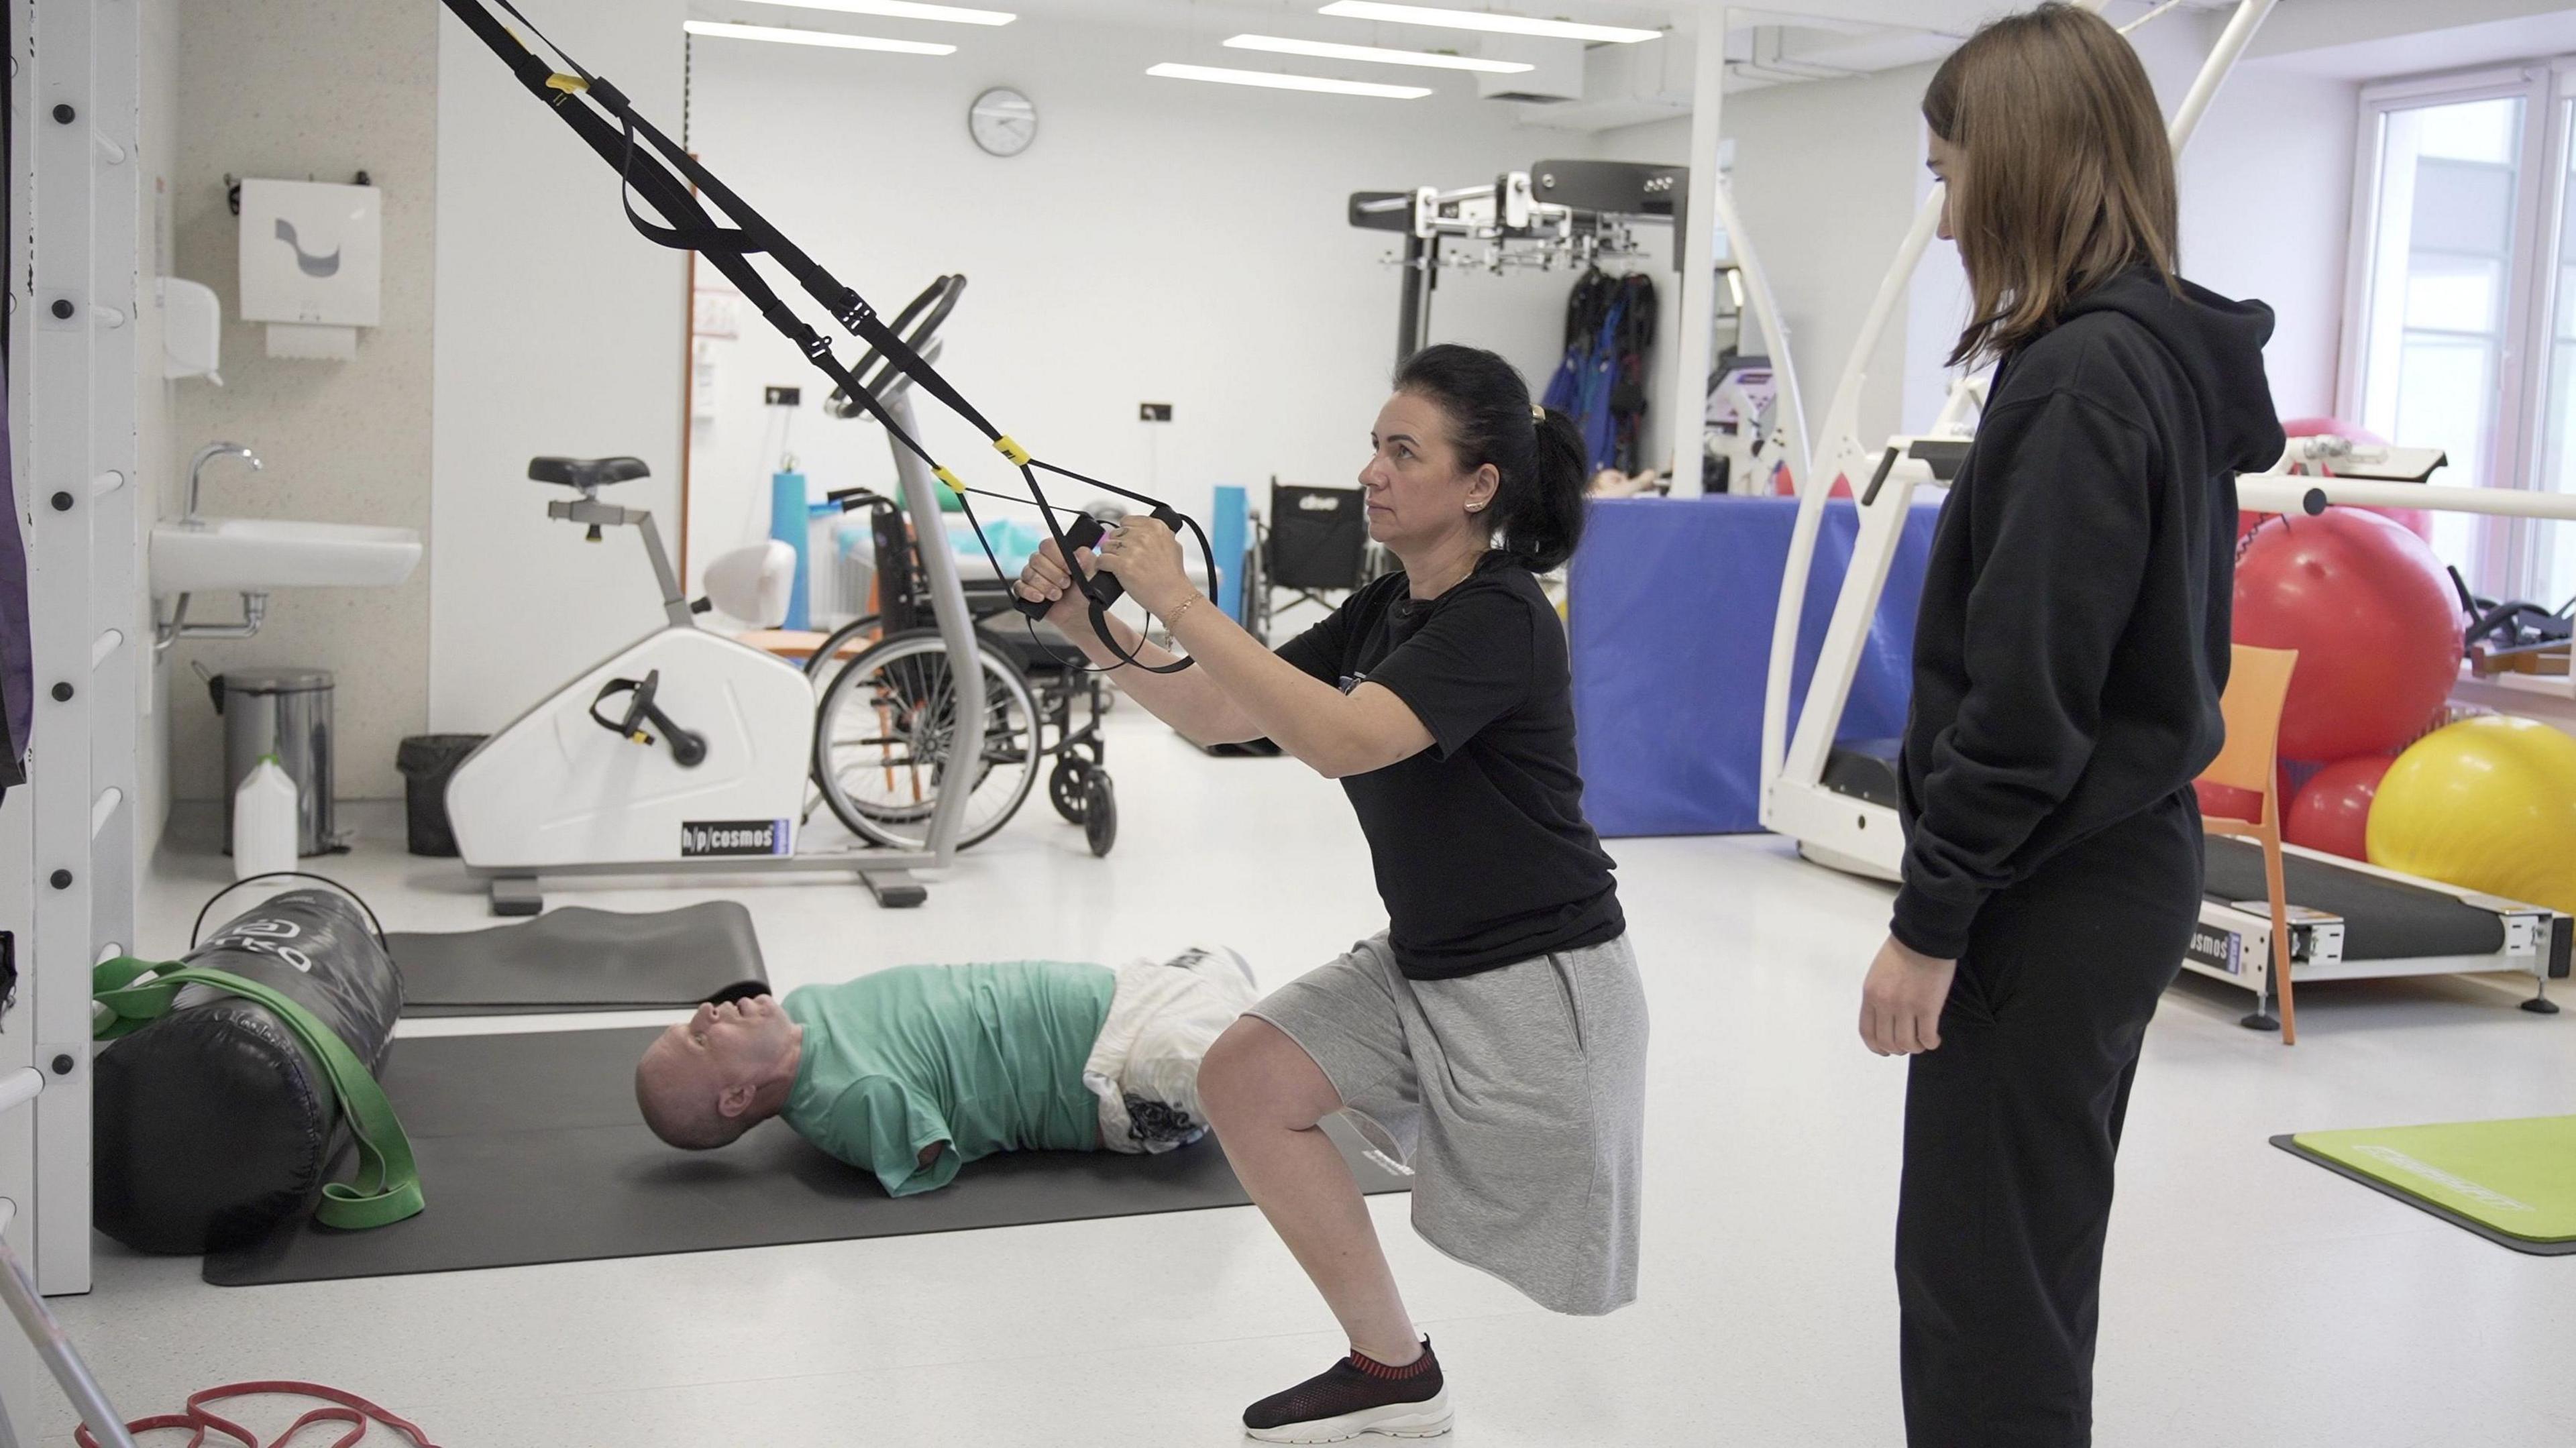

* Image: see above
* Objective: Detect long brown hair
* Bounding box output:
[1923,3,2178,367]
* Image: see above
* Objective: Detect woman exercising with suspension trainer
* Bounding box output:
[1859,8,2284,1445]
[1018,344,1644,1443]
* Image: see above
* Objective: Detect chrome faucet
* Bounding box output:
[184,442,262,526]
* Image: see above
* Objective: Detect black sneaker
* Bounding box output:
[1242,1339,1452,1443]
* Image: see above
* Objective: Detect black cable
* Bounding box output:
[190,873,389,951]
[447,0,1218,675]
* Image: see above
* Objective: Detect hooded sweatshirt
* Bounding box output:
[1890,269,2286,960]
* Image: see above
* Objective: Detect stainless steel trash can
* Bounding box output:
[211,667,335,856]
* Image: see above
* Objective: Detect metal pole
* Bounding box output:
[1395,233,1430,366]
[0,1224,135,1448]
[881,390,983,865]
[1666,2,1729,498]
[633,513,697,630]
[2167,0,2277,154]
[2239,475,2576,522]
[1705,179,1809,494]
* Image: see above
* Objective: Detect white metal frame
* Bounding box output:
[8,0,140,1287]
[0,0,144,1437]
[1666,5,1811,501]
[1760,0,2276,879]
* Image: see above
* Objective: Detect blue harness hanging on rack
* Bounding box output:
[1542,268,1657,476]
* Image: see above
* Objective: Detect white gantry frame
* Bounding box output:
[1748,0,2576,1021]
[1,0,147,1439]
[1759,0,2277,873]
[1666,3,1810,500]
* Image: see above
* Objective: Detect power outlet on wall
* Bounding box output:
[765,386,801,406]
[1138,402,1173,423]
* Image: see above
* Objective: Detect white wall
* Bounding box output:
[1598,62,1938,475]
[429,0,687,732]
[163,0,437,801]
[2176,61,2359,419]
[678,19,1566,588]
[2114,7,2363,423]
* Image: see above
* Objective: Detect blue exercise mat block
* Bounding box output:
[1568,495,1940,838]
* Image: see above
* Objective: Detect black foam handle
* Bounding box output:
[1014,512,1117,620]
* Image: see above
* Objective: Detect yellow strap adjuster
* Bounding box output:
[992,435,1032,467]
[545,72,589,95]
[932,467,966,496]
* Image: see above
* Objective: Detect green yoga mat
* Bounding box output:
[2273,1116,2576,1256]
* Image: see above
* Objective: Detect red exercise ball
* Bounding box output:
[2233,510,2464,761]
[2196,771,2285,824]
[1776,468,1851,500]
[2284,755,2394,860]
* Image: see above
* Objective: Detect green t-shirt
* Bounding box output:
[779,962,1116,1196]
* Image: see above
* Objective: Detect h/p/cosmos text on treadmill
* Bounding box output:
[680,820,790,857]
[2188,926,2243,974]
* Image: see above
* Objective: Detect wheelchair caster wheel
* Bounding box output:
[1083,769,1117,857]
[1049,756,1091,825]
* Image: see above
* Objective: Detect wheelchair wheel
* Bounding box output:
[1048,754,1092,825]
[801,614,882,682]
[812,627,1040,850]
[1081,769,1117,857]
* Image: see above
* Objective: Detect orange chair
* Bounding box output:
[2199,644,2301,1044]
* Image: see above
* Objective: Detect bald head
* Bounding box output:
[633,996,804,1151]
[635,1034,752,1150]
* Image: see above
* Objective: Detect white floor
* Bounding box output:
[44,711,2576,1447]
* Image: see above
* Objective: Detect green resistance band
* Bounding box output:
[93,958,425,1231]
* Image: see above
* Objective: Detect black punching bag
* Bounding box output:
[93,889,405,1253]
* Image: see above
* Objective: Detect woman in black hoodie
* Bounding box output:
[1856,7,2285,1445]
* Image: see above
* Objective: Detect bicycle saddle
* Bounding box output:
[527,455,651,488]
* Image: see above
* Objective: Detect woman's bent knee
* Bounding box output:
[1200,1017,1338,1131]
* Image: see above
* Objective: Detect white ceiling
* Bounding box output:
[2251,6,2576,79]
[677,0,2576,130]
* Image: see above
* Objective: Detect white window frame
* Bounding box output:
[2339,61,2569,601]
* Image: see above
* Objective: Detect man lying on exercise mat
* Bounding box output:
[633,946,1256,1195]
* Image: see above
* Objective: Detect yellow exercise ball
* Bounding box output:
[2367,714,2576,915]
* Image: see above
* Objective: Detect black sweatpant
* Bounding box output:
[1896,789,2200,1448]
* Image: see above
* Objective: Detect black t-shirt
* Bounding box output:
[1275,553,1623,979]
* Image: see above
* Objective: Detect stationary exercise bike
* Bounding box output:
[443,292,1004,915]
[444,447,993,915]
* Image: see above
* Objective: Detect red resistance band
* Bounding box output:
[74,1381,440,1448]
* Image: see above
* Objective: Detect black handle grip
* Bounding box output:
[1013,513,1118,620]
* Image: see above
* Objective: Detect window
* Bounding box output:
[2346,65,2576,607]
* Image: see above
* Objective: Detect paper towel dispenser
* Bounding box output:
[161,277,222,384]
[237,178,381,359]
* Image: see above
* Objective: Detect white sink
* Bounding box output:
[151,516,423,595]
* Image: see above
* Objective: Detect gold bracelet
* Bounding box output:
[1165,595,1199,628]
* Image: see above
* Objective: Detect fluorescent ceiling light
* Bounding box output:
[1317,2,1662,44]
[1146,62,1431,99]
[1224,33,1534,72]
[739,0,1015,25]
[684,19,957,54]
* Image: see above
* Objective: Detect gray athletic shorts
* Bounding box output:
[1248,930,1648,1317]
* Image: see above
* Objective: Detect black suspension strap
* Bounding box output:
[445,0,1216,673]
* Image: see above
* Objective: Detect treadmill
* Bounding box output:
[1764,433,2571,1029]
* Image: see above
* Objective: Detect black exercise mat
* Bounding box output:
[206,1027,1409,1285]
[388,903,766,1016]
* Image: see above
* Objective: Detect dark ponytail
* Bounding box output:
[1393,343,1589,572]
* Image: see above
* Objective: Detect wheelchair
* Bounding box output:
[800,488,1119,857]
